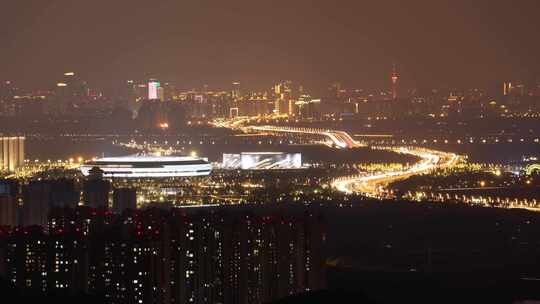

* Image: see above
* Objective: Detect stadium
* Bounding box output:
[79,155,212,178]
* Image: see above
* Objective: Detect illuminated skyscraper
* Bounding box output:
[5,227,48,292]
[56,72,89,100]
[148,79,160,100]
[503,82,511,96]
[0,136,25,172]
[157,86,165,101]
[274,81,293,115]
[391,64,399,100]
[503,81,525,97]
[232,82,241,100]
[125,80,138,115]
[54,72,90,114]
[2,207,325,303]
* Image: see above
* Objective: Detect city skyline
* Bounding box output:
[1,1,540,303]
[2,1,540,92]
[3,70,540,99]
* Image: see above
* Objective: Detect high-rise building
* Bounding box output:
[329,82,342,99]
[0,179,18,197]
[503,82,511,96]
[0,180,18,227]
[63,72,89,98]
[125,80,139,116]
[148,79,161,100]
[0,80,17,101]
[232,82,241,100]
[55,72,90,113]
[22,180,53,227]
[5,226,48,293]
[503,81,526,97]
[162,82,176,101]
[49,179,80,209]
[0,136,25,172]
[21,179,80,228]
[82,168,111,208]
[0,195,17,228]
[47,233,90,293]
[113,188,137,213]
[2,207,325,303]
[274,81,294,115]
[157,86,165,101]
[4,225,90,293]
[391,64,399,100]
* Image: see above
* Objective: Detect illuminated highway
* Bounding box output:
[248,125,363,148]
[405,190,540,213]
[213,117,363,148]
[214,116,460,198]
[332,147,460,197]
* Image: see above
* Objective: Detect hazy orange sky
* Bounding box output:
[2,0,540,92]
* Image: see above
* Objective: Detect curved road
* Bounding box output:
[214,117,460,197]
[332,147,460,197]
[248,125,362,149]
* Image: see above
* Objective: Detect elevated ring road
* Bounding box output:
[331,147,460,198]
[214,117,460,197]
[247,125,363,149]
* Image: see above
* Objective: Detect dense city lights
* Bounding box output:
[1,2,540,303]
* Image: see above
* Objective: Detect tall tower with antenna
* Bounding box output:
[391,63,399,100]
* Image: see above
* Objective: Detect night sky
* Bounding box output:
[2,0,540,92]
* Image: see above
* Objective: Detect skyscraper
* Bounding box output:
[0,136,25,172]
[1,207,325,303]
[113,188,137,213]
[157,86,165,101]
[22,180,53,227]
[0,80,17,101]
[148,79,160,100]
[232,82,241,101]
[49,179,79,209]
[4,226,48,292]
[391,63,399,100]
[0,193,18,227]
[82,168,111,208]
[274,81,294,115]
[55,72,90,114]
[0,180,18,227]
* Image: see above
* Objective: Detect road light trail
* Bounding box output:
[213,116,460,198]
[248,125,364,148]
[332,147,460,197]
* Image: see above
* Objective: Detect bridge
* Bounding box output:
[248,125,363,149]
